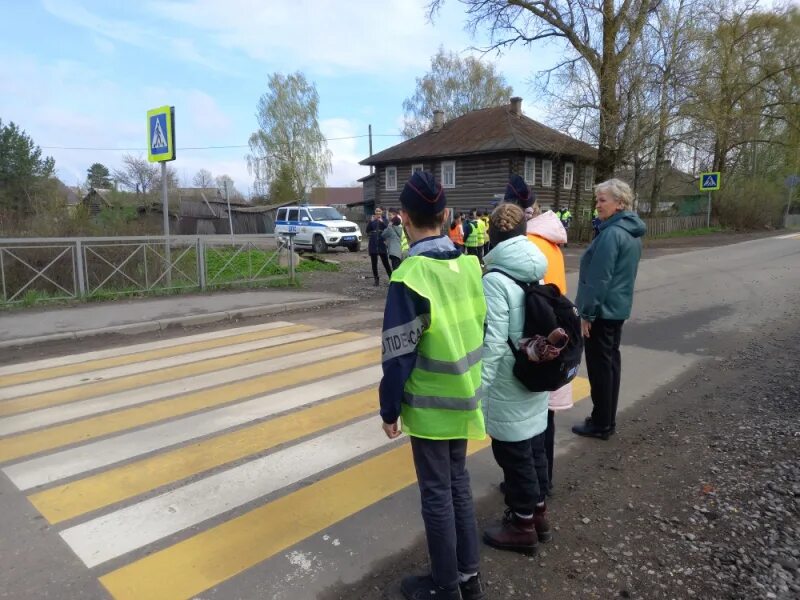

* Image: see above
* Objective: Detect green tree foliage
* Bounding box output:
[267,163,297,205]
[247,72,332,199]
[401,47,513,138]
[86,163,112,188]
[0,119,55,213]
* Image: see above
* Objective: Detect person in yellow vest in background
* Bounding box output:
[480,210,491,256]
[462,209,484,263]
[379,171,488,600]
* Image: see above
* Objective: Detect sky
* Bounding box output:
[0,1,589,196]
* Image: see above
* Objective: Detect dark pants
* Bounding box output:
[544,410,555,489]
[491,432,549,513]
[465,246,483,261]
[389,255,402,271]
[370,253,392,280]
[585,318,624,429]
[410,437,481,589]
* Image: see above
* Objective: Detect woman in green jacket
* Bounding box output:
[480,203,553,555]
[572,179,646,440]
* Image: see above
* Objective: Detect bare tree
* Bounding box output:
[112,154,158,195]
[192,168,214,188]
[430,0,659,180]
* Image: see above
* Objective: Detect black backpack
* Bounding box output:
[487,270,583,392]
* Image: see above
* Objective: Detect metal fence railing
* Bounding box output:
[0,235,295,306]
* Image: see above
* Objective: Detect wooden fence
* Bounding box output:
[641,214,714,237]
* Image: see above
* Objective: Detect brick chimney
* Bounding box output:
[510,97,522,117]
[432,109,445,132]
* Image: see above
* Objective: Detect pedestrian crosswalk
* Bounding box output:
[0,320,591,600]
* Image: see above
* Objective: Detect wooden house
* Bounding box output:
[359,97,598,214]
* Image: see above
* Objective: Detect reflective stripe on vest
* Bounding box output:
[390,254,487,440]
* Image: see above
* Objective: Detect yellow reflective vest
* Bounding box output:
[391,254,487,440]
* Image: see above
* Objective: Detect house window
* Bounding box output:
[385,166,397,191]
[563,162,574,189]
[412,164,424,174]
[524,157,535,185]
[441,161,456,188]
[584,166,594,191]
[542,160,553,187]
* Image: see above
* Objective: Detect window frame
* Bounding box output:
[584,166,594,191]
[287,208,299,222]
[524,157,535,185]
[441,161,456,188]
[277,208,286,221]
[563,162,574,190]
[542,160,553,187]
[385,166,397,191]
[411,163,424,174]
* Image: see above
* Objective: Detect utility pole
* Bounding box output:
[225,180,234,243]
[368,124,373,174]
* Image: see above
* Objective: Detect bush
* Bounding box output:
[715,176,786,230]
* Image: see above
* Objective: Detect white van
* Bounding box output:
[275,205,362,253]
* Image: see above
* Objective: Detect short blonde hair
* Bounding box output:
[594,178,634,211]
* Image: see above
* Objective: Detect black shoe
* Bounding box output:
[401,575,461,600]
[584,416,616,433]
[373,277,379,287]
[572,422,614,440]
[460,573,487,600]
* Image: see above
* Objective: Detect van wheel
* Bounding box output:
[347,242,360,252]
[312,235,328,254]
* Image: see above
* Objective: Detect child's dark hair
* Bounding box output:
[404,208,446,230]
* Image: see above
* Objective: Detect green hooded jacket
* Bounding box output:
[575,211,646,322]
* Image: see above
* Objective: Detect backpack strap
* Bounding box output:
[484,269,526,358]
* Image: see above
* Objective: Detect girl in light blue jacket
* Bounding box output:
[481,203,553,555]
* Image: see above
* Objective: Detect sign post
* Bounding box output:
[699,171,721,228]
[147,106,176,285]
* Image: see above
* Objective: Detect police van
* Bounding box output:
[274,205,362,253]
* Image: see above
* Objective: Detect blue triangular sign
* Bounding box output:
[703,175,716,187]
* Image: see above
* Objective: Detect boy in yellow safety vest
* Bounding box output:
[379,171,488,600]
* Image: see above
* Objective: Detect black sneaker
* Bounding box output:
[400,575,461,600]
[459,573,487,600]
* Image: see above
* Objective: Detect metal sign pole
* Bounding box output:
[225,180,234,244]
[706,191,711,228]
[162,161,171,286]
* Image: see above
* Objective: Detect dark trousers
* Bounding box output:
[370,253,392,280]
[585,318,624,429]
[389,255,402,271]
[491,432,549,513]
[465,246,483,261]
[544,410,555,489]
[410,437,481,589]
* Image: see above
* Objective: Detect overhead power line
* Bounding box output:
[39,133,405,152]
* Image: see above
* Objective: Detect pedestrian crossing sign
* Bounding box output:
[699,171,720,191]
[147,105,175,162]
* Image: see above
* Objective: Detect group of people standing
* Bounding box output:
[378,170,645,600]
[365,207,408,286]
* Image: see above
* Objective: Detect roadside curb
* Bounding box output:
[0,296,355,349]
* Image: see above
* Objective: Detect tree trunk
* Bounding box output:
[597,7,621,182]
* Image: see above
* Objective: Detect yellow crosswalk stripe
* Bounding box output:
[0,330,358,417]
[0,324,311,388]
[573,376,591,403]
[98,437,492,600]
[29,388,377,524]
[0,345,379,464]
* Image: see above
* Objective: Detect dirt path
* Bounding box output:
[322,317,800,600]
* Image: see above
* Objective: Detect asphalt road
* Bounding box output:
[0,232,797,600]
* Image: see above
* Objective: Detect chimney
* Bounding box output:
[432,109,445,132]
[510,97,522,117]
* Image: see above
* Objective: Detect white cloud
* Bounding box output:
[320,118,371,186]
